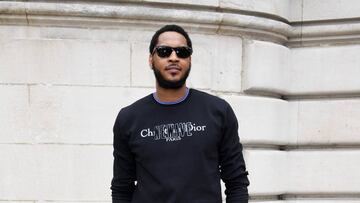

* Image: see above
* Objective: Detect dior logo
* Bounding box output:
[140,122,206,142]
[140,128,155,137]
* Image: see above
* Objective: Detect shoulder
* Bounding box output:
[115,93,153,123]
[190,88,230,110]
[190,89,237,124]
[124,93,153,111]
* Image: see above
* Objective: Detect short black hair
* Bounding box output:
[149,24,192,54]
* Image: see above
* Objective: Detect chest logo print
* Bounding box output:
[140,122,206,142]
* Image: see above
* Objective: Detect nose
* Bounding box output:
[168,50,179,62]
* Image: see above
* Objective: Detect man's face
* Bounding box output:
[149,31,192,89]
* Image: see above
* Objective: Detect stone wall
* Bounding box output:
[1,0,360,202]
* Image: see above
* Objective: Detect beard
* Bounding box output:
[152,63,191,89]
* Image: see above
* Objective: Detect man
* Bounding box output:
[111,24,249,203]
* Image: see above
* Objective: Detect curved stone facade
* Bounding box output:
[1,1,360,202]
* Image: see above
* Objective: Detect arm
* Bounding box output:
[111,110,136,203]
[219,105,250,203]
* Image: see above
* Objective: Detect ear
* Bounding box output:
[149,54,153,69]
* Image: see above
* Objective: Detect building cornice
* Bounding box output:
[1,1,360,46]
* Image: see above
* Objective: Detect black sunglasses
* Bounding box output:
[153,46,193,58]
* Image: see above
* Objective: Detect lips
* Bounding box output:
[165,65,181,74]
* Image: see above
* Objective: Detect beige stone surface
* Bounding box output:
[302,0,360,21]
[0,1,290,43]
[292,98,360,145]
[287,150,360,193]
[0,145,39,199]
[186,33,215,89]
[39,202,109,203]
[37,145,112,200]
[0,39,131,86]
[246,149,360,195]
[0,144,112,200]
[252,201,360,203]
[0,25,154,43]
[288,0,303,22]
[245,149,287,195]
[29,85,153,144]
[0,85,30,143]
[40,202,109,203]
[244,41,360,95]
[131,42,155,87]
[221,95,291,145]
[290,45,360,95]
[138,0,219,7]
[210,35,243,92]
[243,40,290,94]
[220,0,292,20]
[0,202,35,203]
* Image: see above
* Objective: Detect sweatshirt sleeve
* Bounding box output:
[219,104,250,203]
[111,110,136,203]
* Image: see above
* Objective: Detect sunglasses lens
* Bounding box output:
[155,46,192,58]
[156,47,173,58]
[175,47,192,58]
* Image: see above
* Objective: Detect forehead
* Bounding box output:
[157,31,187,47]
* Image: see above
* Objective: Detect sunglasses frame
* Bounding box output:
[153,46,193,59]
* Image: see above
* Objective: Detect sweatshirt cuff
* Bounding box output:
[226,196,249,203]
[112,199,131,203]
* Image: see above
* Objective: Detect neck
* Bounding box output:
[155,84,188,103]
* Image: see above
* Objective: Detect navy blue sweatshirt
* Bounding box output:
[111,89,249,203]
